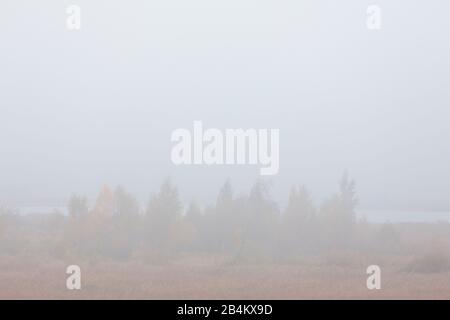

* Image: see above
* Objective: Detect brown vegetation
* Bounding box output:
[1,174,450,299]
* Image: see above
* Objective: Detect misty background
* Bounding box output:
[1,0,449,215]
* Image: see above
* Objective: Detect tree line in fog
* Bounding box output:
[0,173,401,262]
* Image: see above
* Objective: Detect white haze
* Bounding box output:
[0,0,450,213]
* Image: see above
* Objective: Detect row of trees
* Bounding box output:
[0,173,400,261]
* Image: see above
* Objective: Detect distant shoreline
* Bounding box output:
[13,206,450,223]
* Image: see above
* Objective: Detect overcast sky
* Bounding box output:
[1,0,449,211]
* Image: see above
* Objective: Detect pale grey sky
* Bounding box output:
[1,1,449,211]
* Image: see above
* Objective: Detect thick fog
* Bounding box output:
[1,0,449,212]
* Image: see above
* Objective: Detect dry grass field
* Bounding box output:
[2,189,450,300]
[1,254,449,300]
